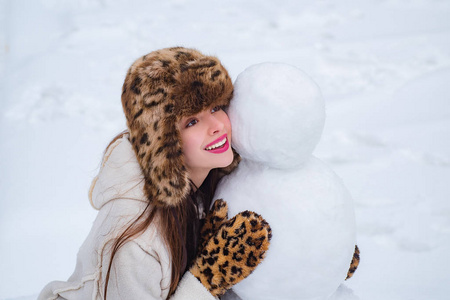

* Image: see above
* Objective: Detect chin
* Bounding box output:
[214,153,234,169]
[223,152,235,167]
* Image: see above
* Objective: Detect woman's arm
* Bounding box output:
[105,199,271,300]
[104,241,167,299]
[175,200,272,298]
[105,241,216,300]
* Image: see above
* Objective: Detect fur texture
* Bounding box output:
[346,245,360,280]
[191,200,272,297]
[121,47,237,207]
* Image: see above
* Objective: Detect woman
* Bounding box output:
[38,47,271,300]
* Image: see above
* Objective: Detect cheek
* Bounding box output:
[219,111,232,134]
[180,130,202,157]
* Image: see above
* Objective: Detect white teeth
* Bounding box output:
[205,137,226,150]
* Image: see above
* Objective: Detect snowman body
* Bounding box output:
[216,158,355,300]
[215,63,356,300]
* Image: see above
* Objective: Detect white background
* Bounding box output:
[1,0,449,299]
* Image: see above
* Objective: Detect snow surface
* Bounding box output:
[1,0,449,299]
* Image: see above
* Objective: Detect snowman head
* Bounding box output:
[228,63,325,169]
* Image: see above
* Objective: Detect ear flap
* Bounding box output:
[144,116,190,207]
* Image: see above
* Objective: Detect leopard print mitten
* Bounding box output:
[198,199,230,251]
[346,245,360,280]
[190,199,272,297]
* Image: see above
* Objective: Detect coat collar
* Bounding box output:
[89,134,147,210]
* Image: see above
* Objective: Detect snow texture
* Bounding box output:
[229,63,325,168]
[1,0,450,299]
[215,63,355,300]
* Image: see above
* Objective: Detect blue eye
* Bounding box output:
[211,106,223,113]
[186,119,198,128]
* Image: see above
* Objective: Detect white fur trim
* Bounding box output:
[171,272,218,300]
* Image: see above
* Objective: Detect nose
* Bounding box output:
[207,114,224,135]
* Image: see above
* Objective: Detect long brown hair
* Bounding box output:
[103,131,221,298]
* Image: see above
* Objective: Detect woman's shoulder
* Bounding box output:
[135,215,170,254]
[103,220,172,299]
[109,217,172,278]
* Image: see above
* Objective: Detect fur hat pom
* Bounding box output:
[121,47,236,207]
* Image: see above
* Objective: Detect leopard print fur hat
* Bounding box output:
[121,47,238,207]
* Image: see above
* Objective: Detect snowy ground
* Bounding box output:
[1,0,449,299]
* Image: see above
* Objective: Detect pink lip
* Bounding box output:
[204,134,229,154]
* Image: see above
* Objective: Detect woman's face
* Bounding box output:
[178,105,234,185]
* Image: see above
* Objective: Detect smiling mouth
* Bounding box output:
[205,136,227,150]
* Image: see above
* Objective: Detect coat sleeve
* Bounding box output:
[104,241,168,299]
[105,241,217,300]
[170,271,218,300]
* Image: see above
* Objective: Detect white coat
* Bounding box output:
[38,135,217,300]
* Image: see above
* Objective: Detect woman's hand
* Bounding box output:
[190,199,272,297]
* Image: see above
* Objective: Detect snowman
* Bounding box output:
[215,63,357,300]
